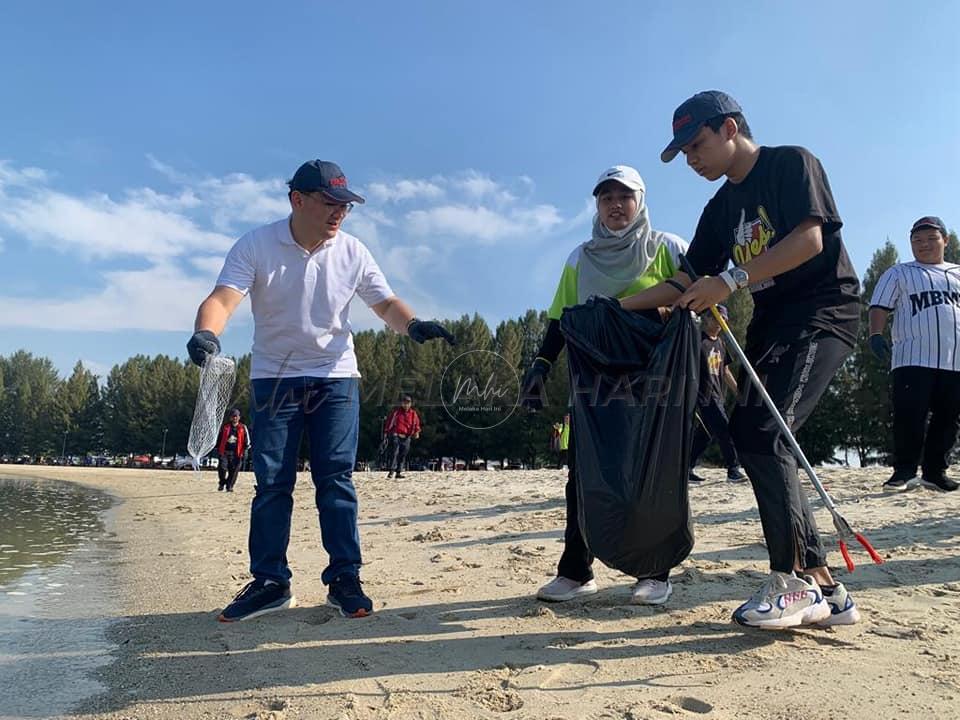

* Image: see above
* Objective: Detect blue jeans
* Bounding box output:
[249,377,362,586]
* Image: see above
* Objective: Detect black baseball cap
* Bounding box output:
[661,90,743,163]
[288,160,365,204]
[910,216,947,236]
[229,408,241,417]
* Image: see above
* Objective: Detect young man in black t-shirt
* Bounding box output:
[621,90,862,629]
[689,305,747,484]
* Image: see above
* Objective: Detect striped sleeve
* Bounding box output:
[547,248,580,320]
[870,266,900,310]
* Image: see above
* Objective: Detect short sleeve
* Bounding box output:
[216,235,256,295]
[657,232,690,275]
[547,249,580,320]
[869,266,900,311]
[778,147,843,236]
[355,245,395,307]
[686,200,729,277]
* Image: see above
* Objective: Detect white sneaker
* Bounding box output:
[631,578,672,605]
[817,582,861,626]
[536,576,598,602]
[732,571,830,629]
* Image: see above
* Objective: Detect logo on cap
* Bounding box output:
[329,176,347,188]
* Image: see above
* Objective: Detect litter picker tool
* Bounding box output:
[677,255,882,571]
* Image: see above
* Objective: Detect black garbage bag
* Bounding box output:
[560,297,700,578]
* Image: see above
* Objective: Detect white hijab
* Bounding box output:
[577,178,659,303]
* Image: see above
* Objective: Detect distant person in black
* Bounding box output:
[620,90,861,629]
[688,305,746,484]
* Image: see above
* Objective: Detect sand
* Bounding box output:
[2,463,958,720]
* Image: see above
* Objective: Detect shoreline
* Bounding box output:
[0,475,119,719]
[0,464,957,720]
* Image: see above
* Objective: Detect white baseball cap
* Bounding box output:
[592,165,645,196]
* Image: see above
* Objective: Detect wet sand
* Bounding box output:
[1,464,957,720]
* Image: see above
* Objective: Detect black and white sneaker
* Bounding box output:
[688,471,706,484]
[883,469,919,493]
[920,474,959,492]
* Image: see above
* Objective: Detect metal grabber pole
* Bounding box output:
[678,255,883,571]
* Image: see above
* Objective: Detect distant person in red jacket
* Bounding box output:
[217,408,251,492]
[383,395,421,479]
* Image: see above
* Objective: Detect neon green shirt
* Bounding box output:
[547,233,688,320]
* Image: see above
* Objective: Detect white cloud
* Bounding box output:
[405,203,562,243]
[77,358,111,380]
[0,189,235,260]
[0,159,566,335]
[0,161,49,189]
[188,255,228,276]
[0,263,217,331]
[569,197,597,228]
[453,171,515,204]
[366,178,445,204]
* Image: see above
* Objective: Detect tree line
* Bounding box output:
[1,233,956,468]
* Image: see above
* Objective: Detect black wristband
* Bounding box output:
[666,279,686,293]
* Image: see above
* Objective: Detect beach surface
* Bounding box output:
[2,464,958,720]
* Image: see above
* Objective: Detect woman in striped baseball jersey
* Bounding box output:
[869,216,960,493]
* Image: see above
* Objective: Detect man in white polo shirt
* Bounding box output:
[187,160,455,622]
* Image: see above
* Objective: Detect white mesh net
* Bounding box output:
[187,355,237,472]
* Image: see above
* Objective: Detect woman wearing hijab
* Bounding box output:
[522,165,689,605]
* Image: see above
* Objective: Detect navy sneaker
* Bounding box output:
[327,574,373,618]
[218,579,295,622]
[727,466,748,483]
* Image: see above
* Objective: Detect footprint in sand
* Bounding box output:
[454,669,524,713]
[650,696,714,715]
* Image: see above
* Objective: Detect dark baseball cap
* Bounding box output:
[229,408,241,417]
[288,160,365,204]
[661,90,743,163]
[910,216,947,236]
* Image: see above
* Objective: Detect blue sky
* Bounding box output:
[1,1,958,379]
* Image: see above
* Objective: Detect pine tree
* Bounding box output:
[945,230,959,264]
[847,241,900,465]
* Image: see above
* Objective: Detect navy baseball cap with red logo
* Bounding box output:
[910,216,947,236]
[661,90,743,163]
[288,160,365,204]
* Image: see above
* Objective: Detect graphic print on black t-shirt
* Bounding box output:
[732,205,776,292]
[698,333,727,405]
[687,145,861,346]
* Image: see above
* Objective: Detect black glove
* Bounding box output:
[407,319,456,345]
[868,334,891,363]
[187,330,221,367]
[520,357,552,411]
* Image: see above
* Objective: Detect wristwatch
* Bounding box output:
[719,267,750,291]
